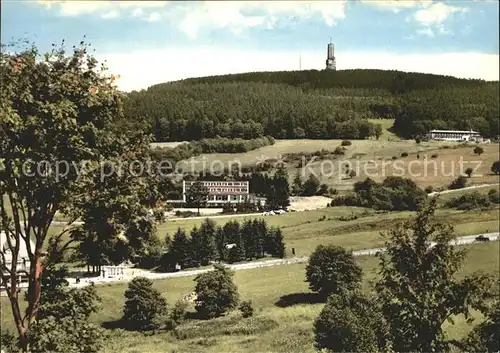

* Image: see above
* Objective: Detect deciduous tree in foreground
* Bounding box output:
[0,40,162,351]
[376,199,493,352]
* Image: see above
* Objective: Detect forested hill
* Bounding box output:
[123,69,499,142]
[175,69,487,92]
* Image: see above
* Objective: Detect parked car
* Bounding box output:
[475,235,490,242]
[274,209,287,215]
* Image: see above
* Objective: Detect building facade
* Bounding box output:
[428,129,483,142]
[183,180,250,204]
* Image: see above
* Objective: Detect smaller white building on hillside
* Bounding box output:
[428,129,484,142]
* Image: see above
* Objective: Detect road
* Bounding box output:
[428,183,499,197]
[65,232,499,289]
[51,183,500,226]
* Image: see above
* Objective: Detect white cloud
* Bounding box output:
[361,0,432,13]
[175,1,346,39]
[98,47,499,92]
[38,1,346,38]
[38,1,167,18]
[101,10,119,19]
[413,2,467,26]
[145,12,161,23]
[416,27,434,37]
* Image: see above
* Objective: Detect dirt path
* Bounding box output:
[428,183,499,196]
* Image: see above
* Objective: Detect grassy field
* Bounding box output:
[435,184,500,204]
[367,118,401,141]
[2,242,497,352]
[162,137,498,191]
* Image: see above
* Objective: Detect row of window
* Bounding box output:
[208,188,248,193]
[186,181,248,187]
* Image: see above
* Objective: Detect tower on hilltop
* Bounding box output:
[325,38,336,70]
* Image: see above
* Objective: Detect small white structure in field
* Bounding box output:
[100,265,125,279]
[225,243,237,250]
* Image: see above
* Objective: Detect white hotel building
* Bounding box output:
[428,129,483,142]
[183,180,250,204]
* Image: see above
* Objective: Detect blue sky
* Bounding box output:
[2,1,498,91]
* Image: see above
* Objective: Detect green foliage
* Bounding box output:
[376,199,493,352]
[331,177,427,211]
[425,185,434,193]
[191,219,217,266]
[291,170,303,196]
[458,300,500,352]
[267,165,290,209]
[166,300,188,331]
[185,181,209,214]
[124,69,497,141]
[401,152,408,157]
[445,191,492,210]
[1,40,160,347]
[0,330,18,353]
[449,175,468,190]
[301,174,321,196]
[374,124,383,140]
[239,300,254,318]
[306,245,363,297]
[267,228,286,258]
[488,188,500,204]
[473,146,484,155]
[394,85,498,138]
[314,291,388,352]
[162,218,282,270]
[28,266,105,353]
[122,277,168,331]
[341,140,352,146]
[491,160,500,175]
[465,167,474,177]
[194,264,240,319]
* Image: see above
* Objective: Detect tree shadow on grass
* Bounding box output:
[101,319,126,330]
[274,292,325,308]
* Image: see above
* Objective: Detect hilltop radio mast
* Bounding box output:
[325,37,336,70]
[299,52,302,70]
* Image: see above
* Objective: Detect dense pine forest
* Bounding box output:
[123,69,499,142]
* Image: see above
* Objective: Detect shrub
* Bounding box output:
[333,146,345,155]
[194,264,239,319]
[448,176,467,190]
[306,244,362,298]
[314,291,388,352]
[318,183,329,195]
[473,146,484,156]
[431,154,438,159]
[445,192,491,210]
[341,140,352,146]
[239,300,254,318]
[122,277,168,331]
[392,156,397,160]
[488,189,500,204]
[491,160,500,175]
[166,300,188,330]
[465,167,474,177]
[424,186,434,193]
[415,137,421,144]
[401,152,408,157]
